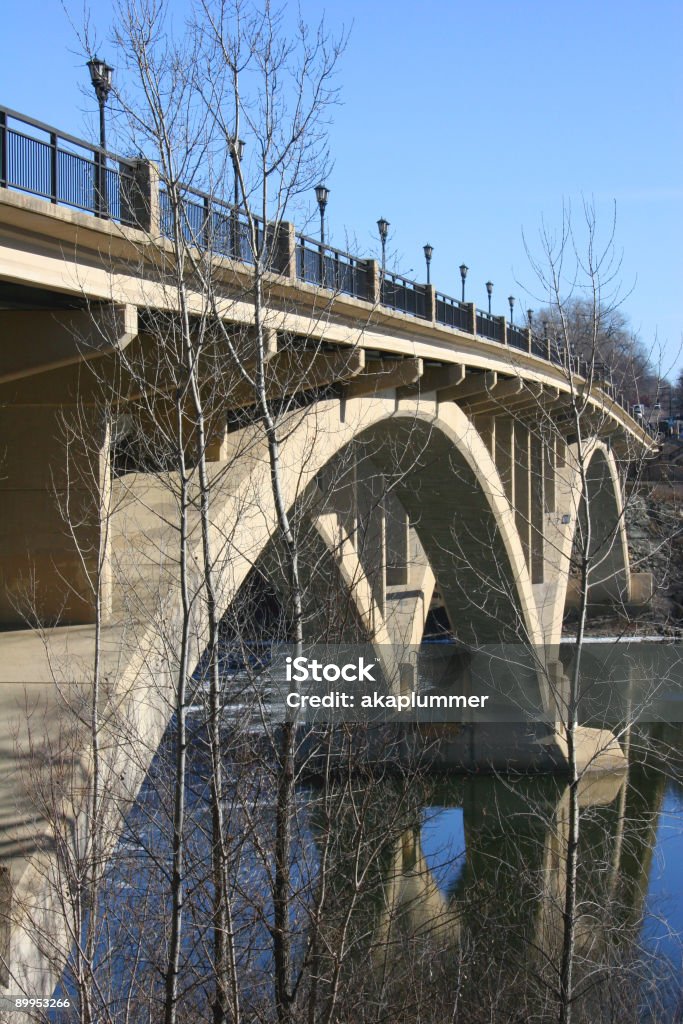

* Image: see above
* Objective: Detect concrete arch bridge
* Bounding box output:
[0,105,654,1001]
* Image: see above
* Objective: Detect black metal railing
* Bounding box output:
[0,105,136,224]
[507,323,529,353]
[296,234,368,299]
[0,102,642,417]
[435,292,470,331]
[531,335,550,360]
[159,188,263,264]
[476,310,504,343]
[381,271,426,318]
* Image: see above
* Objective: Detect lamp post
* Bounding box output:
[231,138,245,208]
[377,218,389,278]
[508,295,515,325]
[315,183,329,245]
[229,138,245,256]
[87,57,113,216]
[423,244,433,284]
[459,263,468,303]
[485,280,493,316]
[527,309,533,327]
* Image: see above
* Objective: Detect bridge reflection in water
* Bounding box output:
[76,721,679,1021]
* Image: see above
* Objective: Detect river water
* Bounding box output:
[57,716,683,1023]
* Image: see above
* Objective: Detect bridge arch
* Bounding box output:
[540,440,630,644]
[111,393,543,669]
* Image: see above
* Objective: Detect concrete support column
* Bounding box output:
[495,417,514,504]
[544,435,556,514]
[356,458,386,617]
[530,430,545,584]
[385,490,410,587]
[0,404,111,626]
[514,421,531,567]
[474,414,495,458]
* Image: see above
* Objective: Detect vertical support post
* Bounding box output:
[545,435,556,514]
[357,458,386,618]
[530,430,545,584]
[123,159,161,235]
[514,421,531,568]
[423,284,436,325]
[365,258,380,305]
[468,302,477,335]
[272,221,296,279]
[385,490,410,587]
[495,417,514,504]
[474,414,495,458]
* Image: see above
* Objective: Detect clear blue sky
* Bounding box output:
[2,0,682,376]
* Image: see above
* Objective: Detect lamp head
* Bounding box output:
[87,57,114,103]
[315,183,330,210]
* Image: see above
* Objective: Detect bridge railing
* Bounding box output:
[296,233,369,299]
[507,323,530,353]
[0,102,641,413]
[435,291,471,331]
[0,105,137,224]
[380,271,427,317]
[476,310,504,343]
[159,187,263,264]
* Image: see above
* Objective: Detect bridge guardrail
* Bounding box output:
[296,233,368,299]
[435,292,470,331]
[159,188,263,264]
[507,323,530,353]
[476,310,504,343]
[380,271,427,318]
[0,102,643,421]
[0,106,136,224]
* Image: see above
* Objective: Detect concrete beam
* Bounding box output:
[228,347,365,408]
[438,369,496,403]
[397,361,465,397]
[346,356,423,398]
[459,376,524,414]
[0,304,137,383]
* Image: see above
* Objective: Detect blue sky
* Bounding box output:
[3,0,682,375]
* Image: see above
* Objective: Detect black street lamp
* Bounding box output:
[377,217,389,277]
[508,295,515,325]
[459,263,468,302]
[87,56,113,216]
[231,137,245,208]
[485,280,493,316]
[229,137,245,257]
[423,243,433,284]
[527,309,533,327]
[315,183,329,245]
